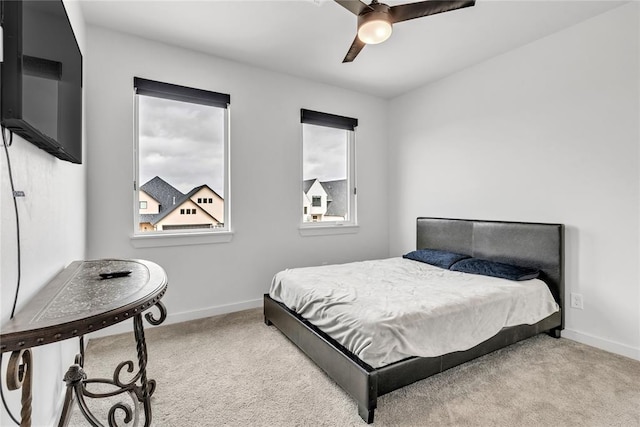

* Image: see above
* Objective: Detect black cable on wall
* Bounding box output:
[2,127,22,319]
[1,127,23,425]
[1,2,23,423]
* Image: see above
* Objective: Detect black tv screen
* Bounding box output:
[1,0,83,164]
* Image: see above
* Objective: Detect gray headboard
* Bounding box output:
[416,217,564,328]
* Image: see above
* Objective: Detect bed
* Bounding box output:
[263,217,564,423]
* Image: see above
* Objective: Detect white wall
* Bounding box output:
[84,27,390,325]
[0,2,87,425]
[389,3,639,359]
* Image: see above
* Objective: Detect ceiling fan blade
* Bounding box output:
[390,0,475,24]
[335,0,373,16]
[342,35,366,63]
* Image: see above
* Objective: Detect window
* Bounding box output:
[301,109,356,227]
[134,77,230,235]
[139,201,147,209]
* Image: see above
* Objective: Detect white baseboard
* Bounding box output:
[86,298,264,339]
[562,328,640,361]
[163,298,263,327]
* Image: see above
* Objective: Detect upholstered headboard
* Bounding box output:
[416,217,564,328]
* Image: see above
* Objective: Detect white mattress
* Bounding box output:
[269,257,559,368]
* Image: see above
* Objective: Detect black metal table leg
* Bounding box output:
[133,314,152,426]
[58,302,167,427]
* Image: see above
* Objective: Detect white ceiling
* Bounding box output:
[78,0,626,98]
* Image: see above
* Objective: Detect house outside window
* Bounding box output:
[301,109,357,227]
[134,77,230,235]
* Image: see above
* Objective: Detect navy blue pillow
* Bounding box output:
[403,249,470,269]
[450,258,540,281]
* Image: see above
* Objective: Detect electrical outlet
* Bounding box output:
[570,293,584,310]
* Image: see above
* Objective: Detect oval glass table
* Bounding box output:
[0,259,168,427]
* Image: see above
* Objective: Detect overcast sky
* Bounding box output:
[138,95,225,196]
[139,97,347,196]
[303,124,347,182]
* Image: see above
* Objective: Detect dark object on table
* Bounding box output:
[99,270,132,279]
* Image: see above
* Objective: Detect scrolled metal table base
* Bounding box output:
[58,302,167,427]
[6,349,33,427]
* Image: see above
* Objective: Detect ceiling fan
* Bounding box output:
[335,0,475,62]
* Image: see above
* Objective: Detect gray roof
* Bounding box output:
[303,178,347,218]
[170,184,221,223]
[139,178,222,225]
[321,179,347,217]
[139,213,158,224]
[140,176,185,215]
[182,184,223,204]
[303,179,317,194]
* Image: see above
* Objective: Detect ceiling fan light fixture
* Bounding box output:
[338,0,476,63]
[357,12,392,45]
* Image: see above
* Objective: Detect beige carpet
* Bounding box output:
[68,308,640,426]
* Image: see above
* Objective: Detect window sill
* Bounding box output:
[130,230,234,248]
[298,224,359,237]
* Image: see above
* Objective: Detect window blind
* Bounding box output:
[301,109,357,131]
[134,77,230,108]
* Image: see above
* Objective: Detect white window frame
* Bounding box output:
[299,109,358,236]
[131,77,232,247]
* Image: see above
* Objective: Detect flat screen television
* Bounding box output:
[1,0,83,164]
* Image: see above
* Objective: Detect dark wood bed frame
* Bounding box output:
[264,217,564,423]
